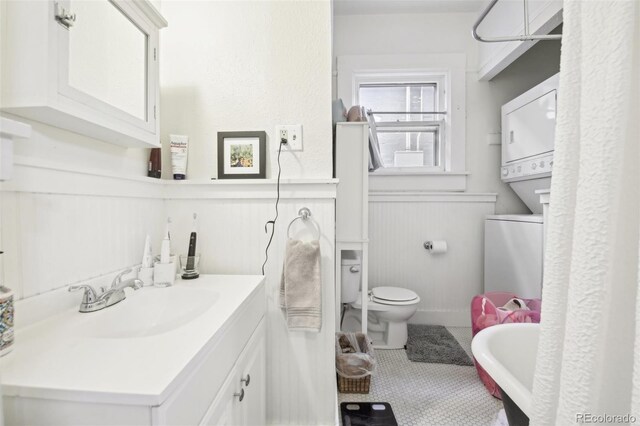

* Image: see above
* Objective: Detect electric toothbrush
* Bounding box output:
[182,213,199,279]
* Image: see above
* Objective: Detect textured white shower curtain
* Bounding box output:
[530,1,640,424]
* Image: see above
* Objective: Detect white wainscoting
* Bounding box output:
[165,198,336,426]
[0,185,165,301]
[0,159,338,426]
[368,192,497,326]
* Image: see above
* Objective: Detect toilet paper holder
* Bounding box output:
[423,240,447,253]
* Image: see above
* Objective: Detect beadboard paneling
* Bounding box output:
[165,199,336,426]
[369,195,496,326]
[0,191,165,299]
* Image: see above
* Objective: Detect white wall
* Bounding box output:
[333,12,561,324]
[159,0,333,181]
[369,193,495,326]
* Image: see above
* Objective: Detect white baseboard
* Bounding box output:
[410,309,471,327]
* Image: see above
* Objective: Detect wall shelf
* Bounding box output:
[1,157,338,199]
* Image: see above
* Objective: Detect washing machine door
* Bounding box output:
[484,215,543,299]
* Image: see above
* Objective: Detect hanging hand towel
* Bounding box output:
[280,239,322,332]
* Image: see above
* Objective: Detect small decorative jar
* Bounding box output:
[0,286,14,356]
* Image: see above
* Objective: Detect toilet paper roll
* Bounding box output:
[428,240,447,254]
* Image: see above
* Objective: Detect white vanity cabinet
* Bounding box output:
[0,0,167,148]
[1,276,266,426]
[201,320,266,426]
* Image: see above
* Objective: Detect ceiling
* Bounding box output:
[333,0,486,16]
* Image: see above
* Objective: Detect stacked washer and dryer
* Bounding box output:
[484,73,559,299]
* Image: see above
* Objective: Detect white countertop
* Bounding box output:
[0,275,265,406]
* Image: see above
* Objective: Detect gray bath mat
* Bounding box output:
[406,324,474,366]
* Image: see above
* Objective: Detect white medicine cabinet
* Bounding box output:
[0,0,167,148]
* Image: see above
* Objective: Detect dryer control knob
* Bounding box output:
[531,163,537,170]
[502,168,509,177]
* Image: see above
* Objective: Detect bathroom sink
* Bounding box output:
[472,323,539,420]
[85,285,218,338]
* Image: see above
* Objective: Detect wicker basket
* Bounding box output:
[336,332,375,394]
[337,374,371,394]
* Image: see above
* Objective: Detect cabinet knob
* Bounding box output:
[234,388,245,402]
[241,374,251,387]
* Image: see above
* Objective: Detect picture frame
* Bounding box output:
[217,131,267,179]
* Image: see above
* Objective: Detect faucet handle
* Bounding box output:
[111,268,133,288]
[68,284,98,304]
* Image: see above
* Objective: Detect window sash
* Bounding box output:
[375,122,444,170]
[355,72,449,172]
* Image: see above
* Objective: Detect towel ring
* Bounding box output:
[287,207,321,240]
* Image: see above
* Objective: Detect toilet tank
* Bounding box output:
[341,252,361,304]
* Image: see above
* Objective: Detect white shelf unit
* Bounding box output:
[335,122,369,333]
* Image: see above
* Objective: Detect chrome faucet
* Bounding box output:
[69,268,143,313]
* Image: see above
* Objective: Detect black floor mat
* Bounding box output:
[340,402,398,426]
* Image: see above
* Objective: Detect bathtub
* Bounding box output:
[472,323,540,425]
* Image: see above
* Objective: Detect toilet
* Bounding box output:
[340,253,420,349]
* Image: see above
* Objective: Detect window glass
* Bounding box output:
[360,83,442,169]
[360,84,437,122]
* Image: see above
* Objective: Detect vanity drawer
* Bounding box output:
[152,284,265,425]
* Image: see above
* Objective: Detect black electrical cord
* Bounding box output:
[262,140,285,275]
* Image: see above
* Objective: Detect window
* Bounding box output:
[338,53,466,185]
[359,82,445,170]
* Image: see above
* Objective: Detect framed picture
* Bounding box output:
[217,131,267,179]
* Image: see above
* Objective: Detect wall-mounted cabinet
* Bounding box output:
[476,0,562,81]
[0,0,167,148]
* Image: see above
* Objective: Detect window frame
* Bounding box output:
[337,53,467,187]
[357,76,447,171]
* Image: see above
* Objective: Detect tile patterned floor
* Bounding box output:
[338,327,503,426]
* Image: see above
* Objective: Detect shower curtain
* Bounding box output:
[530,1,640,424]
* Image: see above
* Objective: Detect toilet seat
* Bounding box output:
[371,286,419,306]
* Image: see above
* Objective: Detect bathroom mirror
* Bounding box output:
[67,0,148,121]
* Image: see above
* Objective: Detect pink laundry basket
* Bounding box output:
[470,292,541,399]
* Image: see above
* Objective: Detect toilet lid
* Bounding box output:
[371,286,418,302]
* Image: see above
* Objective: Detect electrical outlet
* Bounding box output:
[279,128,288,144]
[275,125,303,151]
